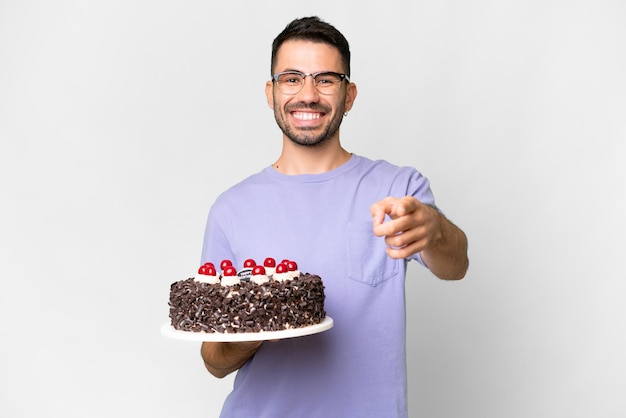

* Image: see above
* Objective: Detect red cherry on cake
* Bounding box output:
[263,257,276,268]
[252,265,266,275]
[275,263,289,274]
[223,266,237,276]
[244,259,256,268]
[220,259,233,270]
[198,263,217,275]
[198,262,215,274]
[287,261,298,271]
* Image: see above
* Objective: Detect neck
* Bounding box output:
[273,137,351,175]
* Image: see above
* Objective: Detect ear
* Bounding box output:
[344,82,357,112]
[265,80,275,109]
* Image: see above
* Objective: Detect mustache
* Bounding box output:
[285,103,330,113]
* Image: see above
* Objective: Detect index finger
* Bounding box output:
[370,197,397,226]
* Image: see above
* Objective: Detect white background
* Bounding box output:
[1,1,625,417]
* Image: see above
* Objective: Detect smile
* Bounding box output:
[291,111,323,121]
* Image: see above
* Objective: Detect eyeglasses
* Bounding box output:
[272,71,350,95]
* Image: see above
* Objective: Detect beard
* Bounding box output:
[273,101,345,147]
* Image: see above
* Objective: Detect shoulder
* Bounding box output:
[351,154,435,203]
[352,154,420,175]
[352,154,427,183]
[207,168,272,214]
[219,167,271,195]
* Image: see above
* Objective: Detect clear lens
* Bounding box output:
[314,73,342,93]
[276,72,304,95]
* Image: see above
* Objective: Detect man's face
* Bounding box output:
[266,40,356,147]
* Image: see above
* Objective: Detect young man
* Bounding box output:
[200,16,468,417]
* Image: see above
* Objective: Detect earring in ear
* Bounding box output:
[344,112,349,117]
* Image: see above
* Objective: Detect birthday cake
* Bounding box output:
[168,258,326,333]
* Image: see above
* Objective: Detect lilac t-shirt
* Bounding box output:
[201,154,435,418]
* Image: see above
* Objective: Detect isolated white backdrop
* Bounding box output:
[1,1,625,417]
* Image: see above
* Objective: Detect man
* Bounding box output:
[200,16,468,417]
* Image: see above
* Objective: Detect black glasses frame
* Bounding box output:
[271,70,350,95]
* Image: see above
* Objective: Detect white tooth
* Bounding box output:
[294,112,320,120]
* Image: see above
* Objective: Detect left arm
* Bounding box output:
[371,196,468,280]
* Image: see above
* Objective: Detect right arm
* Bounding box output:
[201,341,263,378]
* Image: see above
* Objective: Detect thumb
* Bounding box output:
[389,196,419,219]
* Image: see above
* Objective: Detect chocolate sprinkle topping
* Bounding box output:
[168,274,326,333]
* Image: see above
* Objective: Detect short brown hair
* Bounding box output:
[271,16,351,77]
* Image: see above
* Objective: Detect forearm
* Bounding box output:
[201,341,262,378]
[420,214,469,280]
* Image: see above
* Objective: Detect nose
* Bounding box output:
[297,75,320,102]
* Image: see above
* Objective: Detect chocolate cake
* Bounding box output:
[168,258,326,333]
